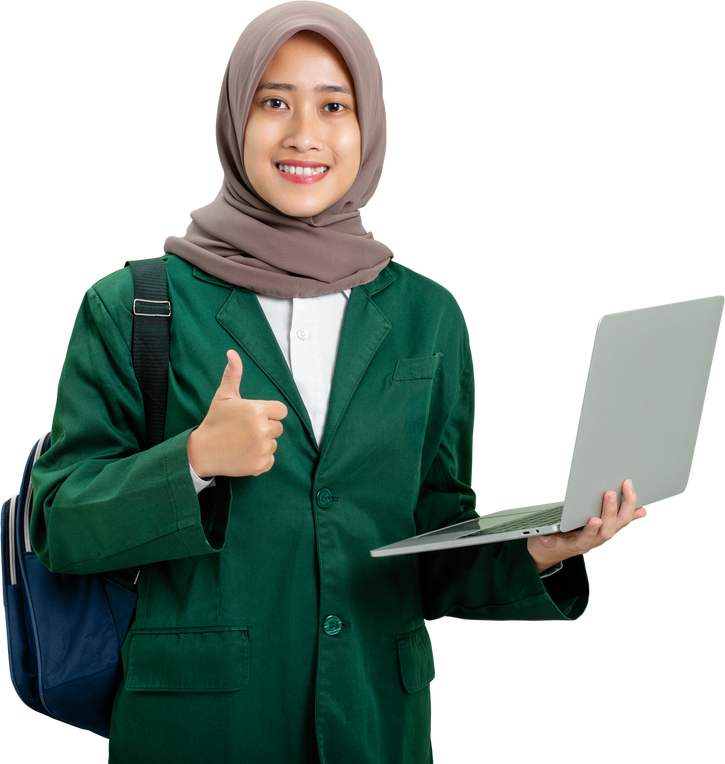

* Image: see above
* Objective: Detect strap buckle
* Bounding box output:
[132,298,171,318]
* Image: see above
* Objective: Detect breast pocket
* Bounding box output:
[123,626,249,692]
[392,354,443,383]
[396,623,435,694]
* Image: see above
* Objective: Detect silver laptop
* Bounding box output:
[370,295,723,558]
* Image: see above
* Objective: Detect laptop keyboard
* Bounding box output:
[457,506,563,538]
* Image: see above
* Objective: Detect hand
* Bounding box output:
[527,479,646,574]
[187,350,288,478]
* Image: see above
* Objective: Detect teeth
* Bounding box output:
[277,164,328,175]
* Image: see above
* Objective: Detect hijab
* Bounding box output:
[164,1,392,298]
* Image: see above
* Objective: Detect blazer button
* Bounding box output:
[316,488,332,508]
[323,615,342,635]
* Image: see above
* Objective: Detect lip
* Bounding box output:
[276,160,328,168]
[275,160,329,184]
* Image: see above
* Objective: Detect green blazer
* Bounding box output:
[31,255,588,764]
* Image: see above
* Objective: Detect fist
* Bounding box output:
[187,350,288,478]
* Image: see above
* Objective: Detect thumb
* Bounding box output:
[216,349,243,399]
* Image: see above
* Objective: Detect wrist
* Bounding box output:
[534,560,559,574]
[187,428,211,479]
[533,557,560,575]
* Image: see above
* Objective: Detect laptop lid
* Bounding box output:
[559,294,723,531]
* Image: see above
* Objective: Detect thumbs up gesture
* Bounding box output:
[187,350,288,478]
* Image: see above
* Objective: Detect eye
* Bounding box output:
[262,98,284,111]
[322,102,346,113]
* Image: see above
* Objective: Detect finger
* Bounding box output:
[268,420,284,439]
[634,506,647,520]
[266,400,288,421]
[598,491,619,540]
[573,517,603,552]
[614,507,649,536]
[616,479,639,527]
[216,350,243,399]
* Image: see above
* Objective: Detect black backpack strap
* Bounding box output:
[125,259,171,448]
[110,258,172,591]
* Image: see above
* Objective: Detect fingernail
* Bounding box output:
[607,492,617,502]
[626,479,633,490]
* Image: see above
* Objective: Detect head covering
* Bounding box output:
[164,1,392,297]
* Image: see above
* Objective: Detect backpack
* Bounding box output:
[1,258,171,737]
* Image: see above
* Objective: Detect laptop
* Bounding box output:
[370,295,724,558]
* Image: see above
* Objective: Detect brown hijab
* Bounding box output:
[164,1,392,298]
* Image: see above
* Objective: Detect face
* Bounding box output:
[243,32,361,218]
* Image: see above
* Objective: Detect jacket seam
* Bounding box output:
[53,527,197,573]
[416,349,473,499]
[427,590,578,621]
[163,444,193,555]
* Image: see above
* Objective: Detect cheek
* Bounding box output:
[242,119,269,184]
[337,125,362,183]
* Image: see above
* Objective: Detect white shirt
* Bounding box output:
[188,288,562,579]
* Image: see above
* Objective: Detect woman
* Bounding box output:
[30,2,643,762]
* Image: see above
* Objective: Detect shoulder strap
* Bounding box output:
[108,259,172,590]
[125,259,171,448]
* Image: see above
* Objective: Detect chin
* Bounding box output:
[278,200,328,218]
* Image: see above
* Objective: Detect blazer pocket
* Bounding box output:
[396,624,435,694]
[124,626,248,692]
[392,353,443,382]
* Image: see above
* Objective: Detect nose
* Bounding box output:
[282,104,323,153]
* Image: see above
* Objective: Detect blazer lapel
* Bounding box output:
[192,265,396,455]
[321,269,395,457]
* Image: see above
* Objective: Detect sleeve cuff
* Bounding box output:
[539,561,564,579]
[189,463,216,494]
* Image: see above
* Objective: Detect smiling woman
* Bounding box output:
[243,32,362,217]
[20,3,594,762]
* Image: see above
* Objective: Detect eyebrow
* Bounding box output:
[256,82,353,95]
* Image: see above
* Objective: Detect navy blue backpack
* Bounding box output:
[1,259,171,737]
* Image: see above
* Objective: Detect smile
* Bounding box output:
[274,165,330,186]
[276,164,329,176]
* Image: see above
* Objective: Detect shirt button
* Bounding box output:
[316,488,332,508]
[296,328,309,340]
[323,615,342,635]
